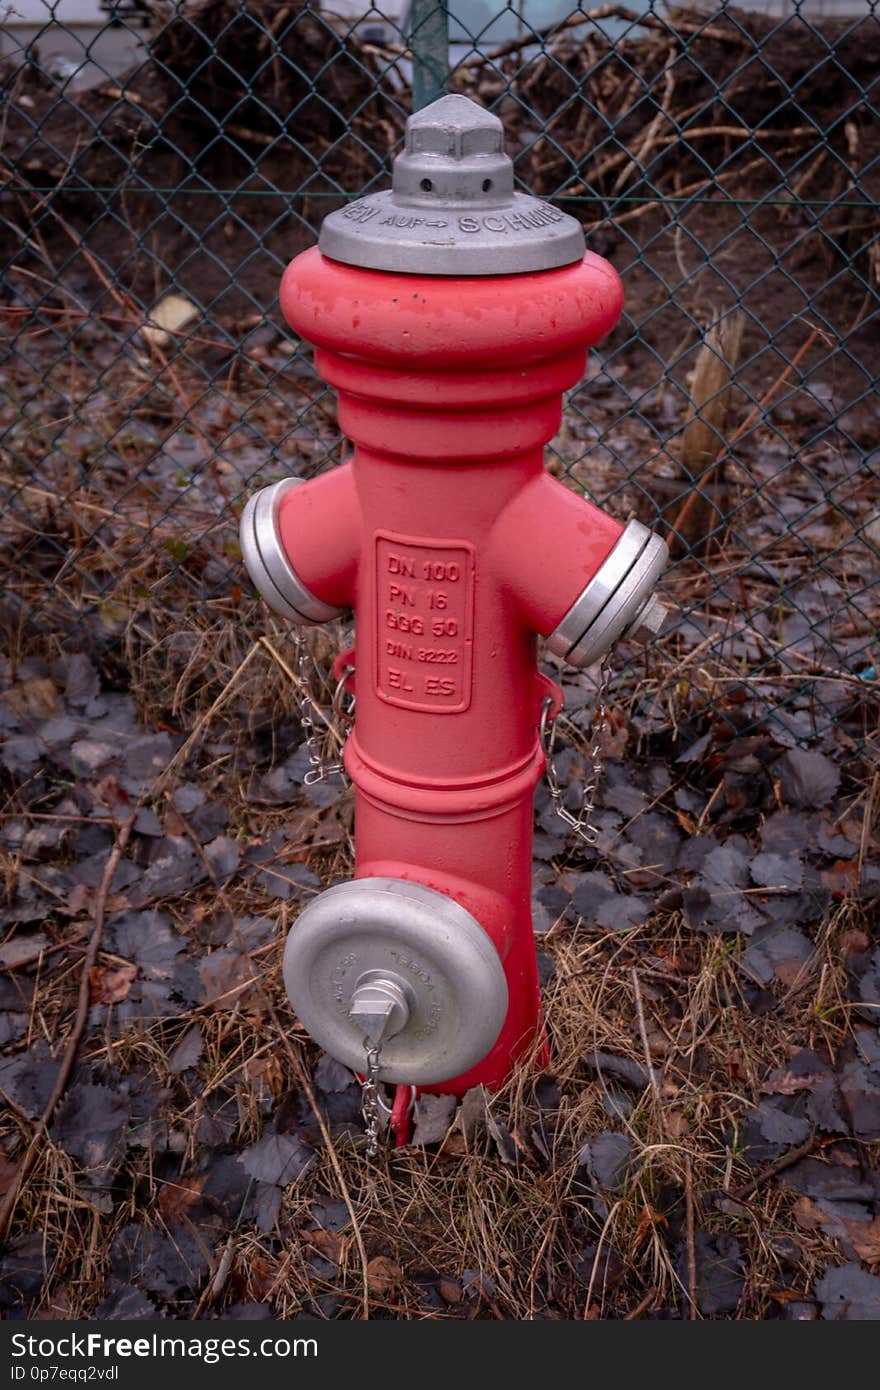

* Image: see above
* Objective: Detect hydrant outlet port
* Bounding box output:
[282,878,508,1086]
[240,478,344,625]
[547,518,669,669]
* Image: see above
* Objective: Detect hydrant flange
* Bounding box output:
[282,877,509,1085]
[240,478,346,625]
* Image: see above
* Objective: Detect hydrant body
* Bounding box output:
[241,97,668,1099]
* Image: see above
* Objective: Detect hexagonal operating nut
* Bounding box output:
[393,93,513,205]
[348,972,411,1048]
[625,593,668,645]
[407,93,504,159]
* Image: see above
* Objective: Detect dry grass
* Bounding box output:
[3,816,875,1318]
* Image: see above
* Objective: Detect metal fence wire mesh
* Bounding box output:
[1,1,878,760]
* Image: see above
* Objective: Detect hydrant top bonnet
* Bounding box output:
[318,94,586,277]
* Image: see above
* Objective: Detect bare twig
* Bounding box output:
[727,1130,819,1204]
[624,1287,658,1319]
[685,1154,698,1319]
[193,1234,236,1317]
[631,967,662,1106]
[461,5,748,68]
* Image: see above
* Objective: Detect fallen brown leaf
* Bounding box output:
[366,1255,402,1295]
[845,1217,880,1265]
[158,1174,206,1222]
[761,1069,825,1097]
[90,961,137,1005]
[441,1132,468,1156]
[66,882,92,918]
[773,956,815,988]
[163,807,188,837]
[0,676,57,720]
[302,1228,343,1265]
[665,1110,691,1137]
[243,1053,285,1098]
[841,929,871,958]
[822,860,860,898]
[792,1195,826,1233]
[439,1277,462,1304]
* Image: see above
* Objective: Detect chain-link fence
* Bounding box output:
[1,1,878,758]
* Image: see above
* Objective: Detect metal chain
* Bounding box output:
[361,1043,383,1158]
[290,628,354,786]
[540,663,612,848]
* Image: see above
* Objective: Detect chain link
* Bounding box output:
[540,663,611,848]
[291,628,354,786]
[361,1043,382,1159]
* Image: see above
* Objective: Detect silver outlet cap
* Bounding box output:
[319,94,585,276]
[548,518,669,668]
[240,477,345,625]
[282,877,508,1086]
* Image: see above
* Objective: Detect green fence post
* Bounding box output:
[409,0,449,110]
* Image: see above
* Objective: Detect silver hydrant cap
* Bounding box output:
[318,93,585,276]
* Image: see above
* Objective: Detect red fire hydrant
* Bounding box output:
[241,96,667,1119]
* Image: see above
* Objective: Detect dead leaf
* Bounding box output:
[90,961,137,1005]
[66,883,92,918]
[842,930,871,958]
[600,709,628,759]
[509,1126,536,1161]
[727,1048,747,1080]
[243,1054,284,1098]
[441,1132,468,1156]
[793,1195,827,1233]
[158,1174,206,1222]
[163,807,188,837]
[769,1287,810,1305]
[92,777,131,813]
[822,860,860,898]
[302,1228,343,1265]
[846,1218,880,1265]
[200,949,260,1012]
[366,1255,402,1294]
[439,1277,462,1304]
[774,956,815,988]
[142,293,199,348]
[826,1144,860,1169]
[229,1253,277,1303]
[761,1070,825,1097]
[1,677,57,720]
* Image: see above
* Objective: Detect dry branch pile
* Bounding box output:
[465,5,880,218]
[148,0,389,146]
